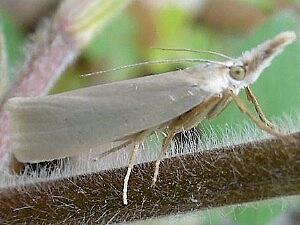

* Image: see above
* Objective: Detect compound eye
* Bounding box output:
[229,66,246,80]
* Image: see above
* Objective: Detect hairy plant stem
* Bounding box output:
[0,132,299,224]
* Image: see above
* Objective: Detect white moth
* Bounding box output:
[7,31,296,204]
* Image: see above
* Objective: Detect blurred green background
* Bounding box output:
[0,0,299,224]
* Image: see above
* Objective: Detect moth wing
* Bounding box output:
[8,66,214,162]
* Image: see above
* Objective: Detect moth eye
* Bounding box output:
[229,66,246,80]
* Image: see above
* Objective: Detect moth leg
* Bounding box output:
[123,142,140,205]
[245,87,275,128]
[93,139,133,161]
[152,130,176,187]
[122,129,154,204]
[151,95,222,186]
[176,95,222,131]
[228,90,287,139]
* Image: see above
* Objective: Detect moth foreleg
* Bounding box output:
[245,87,275,129]
[228,90,287,140]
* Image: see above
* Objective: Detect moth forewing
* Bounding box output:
[8,66,216,163]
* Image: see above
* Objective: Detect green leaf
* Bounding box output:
[238,0,275,12]
[0,28,7,99]
[0,11,24,95]
[0,11,24,70]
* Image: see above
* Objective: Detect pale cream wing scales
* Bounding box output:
[8,65,213,162]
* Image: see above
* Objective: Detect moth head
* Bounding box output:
[231,31,296,88]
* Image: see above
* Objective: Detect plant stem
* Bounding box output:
[0,132,299,224]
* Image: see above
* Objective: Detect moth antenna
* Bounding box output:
[80,58,226,77]
[152,47,235,60]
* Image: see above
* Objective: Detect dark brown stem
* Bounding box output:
[0,132,299,224]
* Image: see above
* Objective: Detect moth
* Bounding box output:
[7,31,296,204]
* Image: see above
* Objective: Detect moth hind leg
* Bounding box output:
[122,129,153,205]
[123,142,140,205]
[93,139,134,161]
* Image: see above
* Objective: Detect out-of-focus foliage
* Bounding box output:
[0,10,24,97]
[1,0,299,224]
[0,10,24,79]
[239,0,275,11]
[57,0,131,47]
[84,12,140,79]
